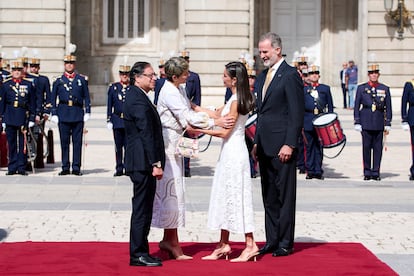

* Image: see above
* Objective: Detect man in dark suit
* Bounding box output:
[124,61,165,267]
[340,62,348,108]
[252,32,304,257]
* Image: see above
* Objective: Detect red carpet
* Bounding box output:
[0,242,396,275]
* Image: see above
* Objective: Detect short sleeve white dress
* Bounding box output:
[207,94,255,234]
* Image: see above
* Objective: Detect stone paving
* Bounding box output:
[0,106,413,275]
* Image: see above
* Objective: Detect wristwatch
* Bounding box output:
[153,161,162,168]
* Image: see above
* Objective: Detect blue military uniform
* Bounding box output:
[51,69,91,175]
[401,80,414,179]
[354,77,392,180]
[179,51,202,177]
[0,73,36,175]
[107,81,128,176]
[1,69,10,84]
[303,81,333,179]
[154,77,166,105]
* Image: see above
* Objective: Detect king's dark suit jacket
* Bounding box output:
[254,60,304,250]
[255,60,304,157]
[123,85,165,172]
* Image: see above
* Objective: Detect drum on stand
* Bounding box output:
[245,113,257,142]
[312,112,346,158]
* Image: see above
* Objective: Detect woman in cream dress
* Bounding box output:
[153,57,232,260]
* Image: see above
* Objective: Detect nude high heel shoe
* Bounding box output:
[201,244,232,260]
[159,241,193,260]
[230,247,259,262]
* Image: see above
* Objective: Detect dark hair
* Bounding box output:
[164,57,189,81]
[129,61,150,85]
[225,61,255,115]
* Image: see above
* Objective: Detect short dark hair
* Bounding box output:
[129,61,150,85]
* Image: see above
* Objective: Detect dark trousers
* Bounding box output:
[129,170,156,259]
[304,129,323,175]
[58,121,84,172]
[410,126,414,176]
[6,125,26,173]
[296,134,305,171]
[113,128,127,173]
[361,130,383,177]
[258,152,297,250]
[341,83,347,108]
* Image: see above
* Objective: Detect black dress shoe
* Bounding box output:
[184,172,191,177]
[313,174,324,180]
[272,247,293,257]
[72,171,83,176]
[298,169,306,174]
[130,255,162,267]
[113,171,123,177]
[371,176,381,181]
[410,175,414,181]
[18,171,28,176]
[258,244,276,255]
[364,176,371,181]
[5,171,16,176]
[305,174,313,179]
[58,170,70,176]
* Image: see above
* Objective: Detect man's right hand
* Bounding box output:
[152,167,163,180]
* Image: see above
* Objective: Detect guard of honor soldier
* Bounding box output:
[0,60,36,175]
[303,65,334,180]
[179,50,201,177]
[29,57,52,168]
[401,78,414,180]
[51,46,91,176]
[295,55,309,174]
[106,64,130,176]
[354,64,392,181]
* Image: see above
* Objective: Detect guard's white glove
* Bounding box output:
[354,124,362,132]
[28,121,35,128]
[51,115,59,124]
[84,113,90,122]
[1,123,5,129]
[107,122,113,130]
[402,122,410,131]
[384,126,391,132]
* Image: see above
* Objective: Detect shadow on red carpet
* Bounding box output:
[0,242,397,275]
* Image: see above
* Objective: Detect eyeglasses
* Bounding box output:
[308,71,319,75]
[368,70,379,74]
[141,73,157,78]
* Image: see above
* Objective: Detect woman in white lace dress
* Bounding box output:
[191,61,258,262]
[153,57,234,260]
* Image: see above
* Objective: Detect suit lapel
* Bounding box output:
[262,61,287,104]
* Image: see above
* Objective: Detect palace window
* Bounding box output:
[103,0,149,44]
